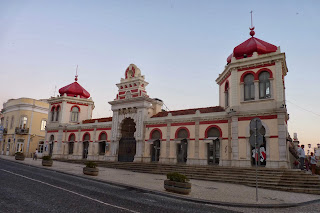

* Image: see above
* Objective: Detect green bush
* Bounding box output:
[167,172,189,183]
[15,152,24,156]
[85,161,97,168]
[42,155,52,161]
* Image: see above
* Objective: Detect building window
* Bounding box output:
[244,74,255,101]
[38,141,44,153]
[5,117,9,129]
[10,116,14,129]
[41,120,47,131]
[259,71,271,99]
[55,106,60,121]
[225,82,229,107]
[99,132,107,155]
[20,116,28,129]
[71,106,79,122]
[51,106,55,122]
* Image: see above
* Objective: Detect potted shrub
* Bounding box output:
[83,161,99,176]
[164,172,191,194]
[42,155,53,167]
[15,152,25,161]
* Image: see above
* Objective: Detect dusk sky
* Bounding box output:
[1,0,319,150]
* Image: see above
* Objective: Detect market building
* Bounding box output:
[0,98,49,157]
[45,28,291,168]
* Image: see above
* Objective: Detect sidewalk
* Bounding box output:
[1,155,319,207]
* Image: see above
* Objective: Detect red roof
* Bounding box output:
[59,81,90,99]
[227,34,277,63]
[82,117,112,124]
[151,106,224,118]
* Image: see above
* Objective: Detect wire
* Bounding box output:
[287,100,320,117]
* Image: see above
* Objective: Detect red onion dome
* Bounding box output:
[227,29,277,63]
[59,78,90,99]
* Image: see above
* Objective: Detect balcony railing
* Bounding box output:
[15,127,29,135]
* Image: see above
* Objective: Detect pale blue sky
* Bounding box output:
[1,0,319,149]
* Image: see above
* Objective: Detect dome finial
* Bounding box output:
[75,65,78,82]
[249,10,255,37]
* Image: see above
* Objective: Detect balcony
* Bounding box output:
[15,127,29,135]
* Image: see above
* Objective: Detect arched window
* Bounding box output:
[177,128,189,139]
[244,74,255,100]
[55,106,60,121]
[68,134,75,154]
[259,71,271,99]
[51,106,55,121]
[83,133,90,141]
[151,130,161,140]
[71,106,79,122]
[225,82,229,107]
[99,132,107,155]
[206,127,221,138]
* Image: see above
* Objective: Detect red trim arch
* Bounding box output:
[240,71,257,82]
[70,105,80,112]
[256,68,273,79]
[98,131,108,141]
[68,133,76,142]
[51,106,55,111]
[204,125,223,138]
[175,127,190,139]
[224,80,229,91]
[149,128,163,140]
[82,132,90,141]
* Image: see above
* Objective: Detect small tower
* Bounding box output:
[114,64,149,100]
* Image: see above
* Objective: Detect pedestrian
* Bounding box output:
[33,149,38,160]
[297,145,306,170]
[310,152,318,175]
[305,157,309,171]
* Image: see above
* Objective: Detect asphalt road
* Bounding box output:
[0,159,238,213]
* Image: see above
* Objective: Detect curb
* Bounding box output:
[1,157,320,209]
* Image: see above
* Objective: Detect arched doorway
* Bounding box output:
[49,135,54,157]
[176,128,189,163]
[118,118,136,162]
[206,127,221,165]
[83,133,90,159]
[251,126,267,166]
[150,130,161,162]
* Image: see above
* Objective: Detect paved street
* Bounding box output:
[0,159,237,213]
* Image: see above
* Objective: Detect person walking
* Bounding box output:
[33,149,38,160]
[310,152,318,175]
[297,145,306,170]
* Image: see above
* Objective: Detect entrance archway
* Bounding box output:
[83,133,90,159]
[49,135,54,157]
[150,129,161,162]
[176,128,189,163]
[205,126,221,165]
[251,126,266,166]
[118,118,136,162]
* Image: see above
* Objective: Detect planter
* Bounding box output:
[83,167,99,176]
[42,160,53,167]
[164,180,191,195]
[15,155,25,161]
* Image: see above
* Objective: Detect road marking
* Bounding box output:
[1,169,140,213]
